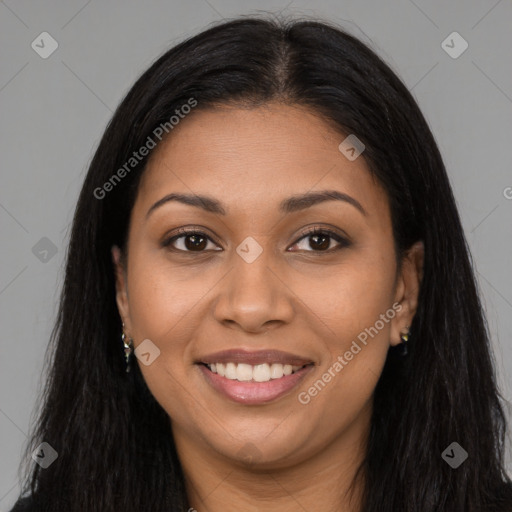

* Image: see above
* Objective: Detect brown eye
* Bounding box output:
[308,232,331,251]
[289,228,350,252]
[183,233,207,251]
[163,230,221,252]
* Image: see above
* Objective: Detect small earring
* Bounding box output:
[121,325,133,373]
[399,326,410,356]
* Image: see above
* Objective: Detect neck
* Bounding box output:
[173,403,371,512]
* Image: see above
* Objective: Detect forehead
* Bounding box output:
[135,103,389,222]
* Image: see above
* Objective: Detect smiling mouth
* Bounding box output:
[198,361,315,404]
[196,348,315,404]
[200,362,313,383]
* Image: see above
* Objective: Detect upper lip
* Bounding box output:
[197,349,314,367]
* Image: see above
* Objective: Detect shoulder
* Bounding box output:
[9,496,37,512]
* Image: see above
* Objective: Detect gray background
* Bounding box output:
[1,0,511,509]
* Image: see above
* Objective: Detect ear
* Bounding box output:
[390,240,424,346]
[112,245,131,334]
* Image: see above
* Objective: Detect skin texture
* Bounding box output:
[113,103,424,512]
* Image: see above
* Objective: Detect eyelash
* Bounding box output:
[161,226,350,254]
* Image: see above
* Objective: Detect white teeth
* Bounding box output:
[253,364,270,382]
[270,363,283,379]
[225,362,237,380]
[206,362,305,382]
[236,363,253,381]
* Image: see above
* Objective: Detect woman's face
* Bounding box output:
[113,103,423,470]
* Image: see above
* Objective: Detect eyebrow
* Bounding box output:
[146,189,367,219]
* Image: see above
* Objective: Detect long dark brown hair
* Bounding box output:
[15,15,512,511]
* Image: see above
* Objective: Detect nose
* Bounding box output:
[212,248,295,334]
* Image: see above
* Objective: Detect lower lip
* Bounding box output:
[198,364,313,405]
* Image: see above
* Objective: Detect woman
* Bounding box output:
[10,16,512,512]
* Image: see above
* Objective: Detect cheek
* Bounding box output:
[124,252,218,408]
[126,251,217,339]
[291,246,396,407]
[291,245,397,336]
